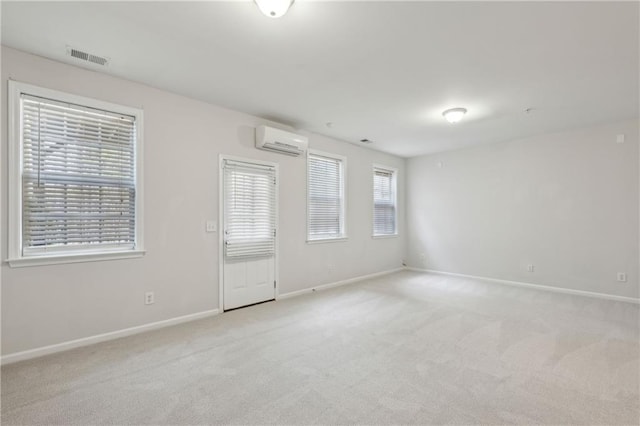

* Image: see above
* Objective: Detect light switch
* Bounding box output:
[616,134,625,144]
[206,220,217,233]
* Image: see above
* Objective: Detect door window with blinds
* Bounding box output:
[223,159,277,259]
[373,165,398,236]
[8,81,143,266]
[307,150,346,241]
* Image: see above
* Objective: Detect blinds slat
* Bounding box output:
[308,153,344,240]
[23,95,135,121]
[373,167,397,235]
[20,93,137,251]
[223,160,276,259]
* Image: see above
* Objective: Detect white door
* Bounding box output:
[222,158,277,310]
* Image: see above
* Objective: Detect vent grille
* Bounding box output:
[67,46,109,66]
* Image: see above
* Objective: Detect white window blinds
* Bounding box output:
[308,152,345,240]
[373,167,397,236]
[223,160,276,258]
[20,94,137,254]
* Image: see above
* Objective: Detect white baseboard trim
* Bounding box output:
[1,309,220,366]
[278,267,405,300]
[406,267,640,304]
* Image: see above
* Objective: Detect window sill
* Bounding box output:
[372,234,398,239]
[6,250,146,268]
[306,237,348,245]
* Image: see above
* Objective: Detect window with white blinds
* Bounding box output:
[307,151,346,241]
[8,81,143,265]
[373,166,397,236]
[223,160,276,259]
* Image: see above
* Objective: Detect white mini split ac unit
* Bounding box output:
[255,125,308,156]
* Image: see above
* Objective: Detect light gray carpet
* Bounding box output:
[2,271,639,425]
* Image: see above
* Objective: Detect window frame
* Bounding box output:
[372,164,398,238]
[7,80,145,267]
[306,149,348,243]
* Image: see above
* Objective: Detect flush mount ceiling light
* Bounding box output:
[255,0,294,18]
[442,107,467,123]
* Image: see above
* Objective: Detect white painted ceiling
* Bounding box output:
[2,1,638,157]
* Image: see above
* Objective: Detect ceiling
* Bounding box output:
[2,1,638,157]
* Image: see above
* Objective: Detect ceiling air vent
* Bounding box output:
[66,46,109,66]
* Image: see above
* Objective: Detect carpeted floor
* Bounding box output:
[2,271,639,425]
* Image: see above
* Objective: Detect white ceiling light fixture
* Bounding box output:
[442,107,467,123]
[255,0,294,18]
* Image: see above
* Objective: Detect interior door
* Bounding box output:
[222,159,277,310]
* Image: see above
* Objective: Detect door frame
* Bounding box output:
[218,154,280,312]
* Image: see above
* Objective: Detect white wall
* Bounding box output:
[407,120,639,299]
[1,47,406,355]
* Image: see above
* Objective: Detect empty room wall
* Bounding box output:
[407,120,639,299]
[0,46,406,356]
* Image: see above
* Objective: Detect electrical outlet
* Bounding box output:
[617,273,627,283]
[616,134,625,144]
[205,220,217,233]
[145,291,155,305]
[527,264,535,272]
